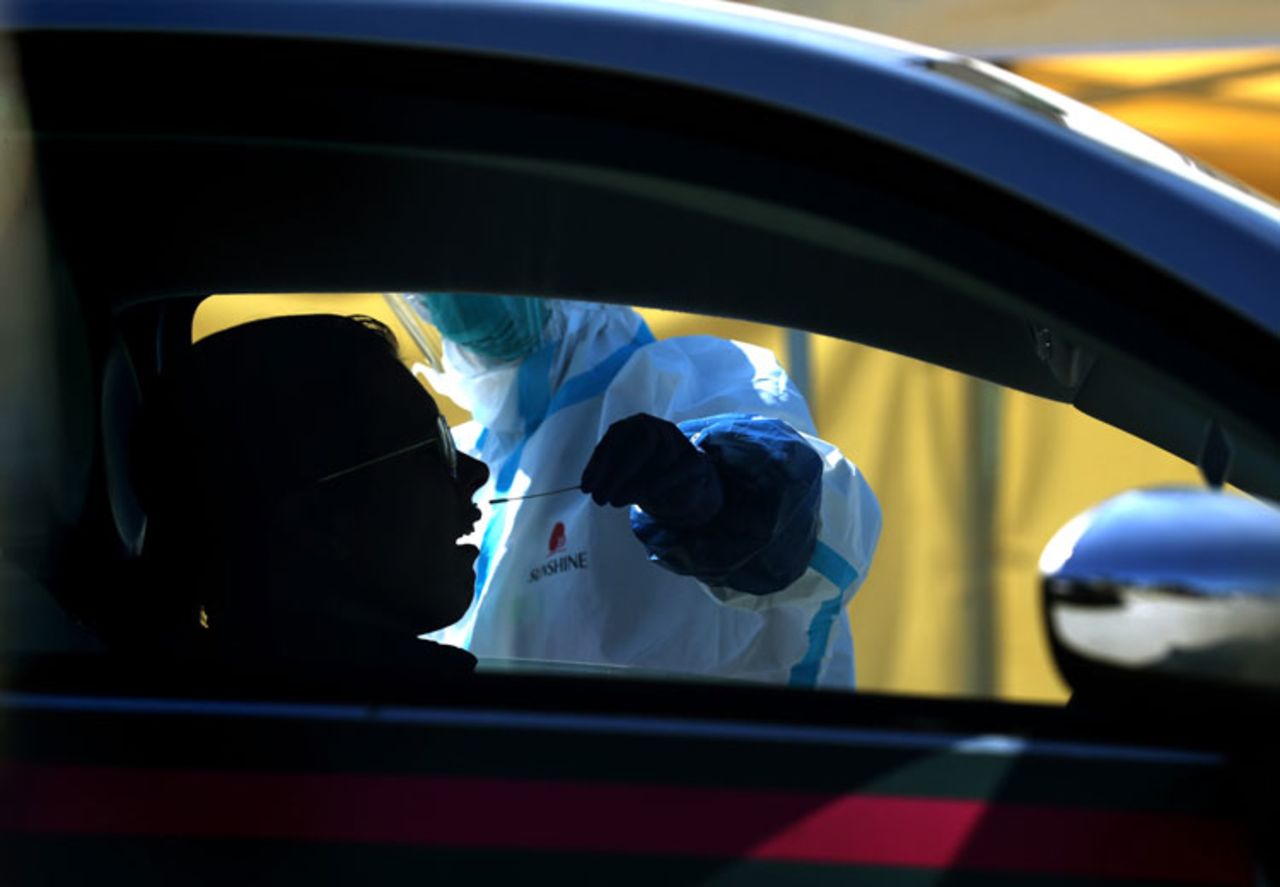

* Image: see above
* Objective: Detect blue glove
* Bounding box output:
[629,414,824,594]
[580,413,724,528]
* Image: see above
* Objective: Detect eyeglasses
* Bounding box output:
[316,413,458,484]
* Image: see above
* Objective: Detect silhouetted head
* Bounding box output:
[141,314,488,658]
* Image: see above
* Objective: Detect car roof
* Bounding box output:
[6,0,1280,336]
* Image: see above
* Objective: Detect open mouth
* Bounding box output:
[455,506,482,542]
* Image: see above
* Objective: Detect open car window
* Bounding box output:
[178,293,1206,703]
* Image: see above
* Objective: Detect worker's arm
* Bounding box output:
[582,412,825,594]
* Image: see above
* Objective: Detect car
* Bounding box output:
[1,0,1278,883]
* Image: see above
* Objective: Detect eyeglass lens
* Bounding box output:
[437,413,458,479]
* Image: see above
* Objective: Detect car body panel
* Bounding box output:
[0,691,1253,885]
[5,0,1280,336]
[12,13,1280,502]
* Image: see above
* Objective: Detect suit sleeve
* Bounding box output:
[630,413,825,594]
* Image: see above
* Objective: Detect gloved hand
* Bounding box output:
[580,413,724,528]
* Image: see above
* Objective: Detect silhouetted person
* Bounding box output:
[138,314,488,675]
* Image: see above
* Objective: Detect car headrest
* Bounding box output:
[102,339,147,557]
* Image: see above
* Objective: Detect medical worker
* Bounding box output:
[406,294,881,688]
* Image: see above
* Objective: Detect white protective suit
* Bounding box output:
[427,302,880,688]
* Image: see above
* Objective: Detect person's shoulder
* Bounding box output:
[620,334,772,377]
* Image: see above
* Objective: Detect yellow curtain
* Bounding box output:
[733,1,1280,58]
[1011,48,1280,198]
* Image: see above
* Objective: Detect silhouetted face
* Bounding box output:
[170,315,489,643]
[303,368,488,633]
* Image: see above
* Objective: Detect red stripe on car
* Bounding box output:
[0,764,1250,884]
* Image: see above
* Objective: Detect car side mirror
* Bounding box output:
[1040,487,1280,699]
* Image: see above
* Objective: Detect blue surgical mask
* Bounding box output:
[411,294,548,363]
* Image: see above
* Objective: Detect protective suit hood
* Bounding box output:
[426,300,644,435]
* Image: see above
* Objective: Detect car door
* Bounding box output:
[2,2,1278,884]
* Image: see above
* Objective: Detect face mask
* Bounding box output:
[410,293,549,364]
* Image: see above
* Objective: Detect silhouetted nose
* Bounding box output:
[459,452,489,498]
